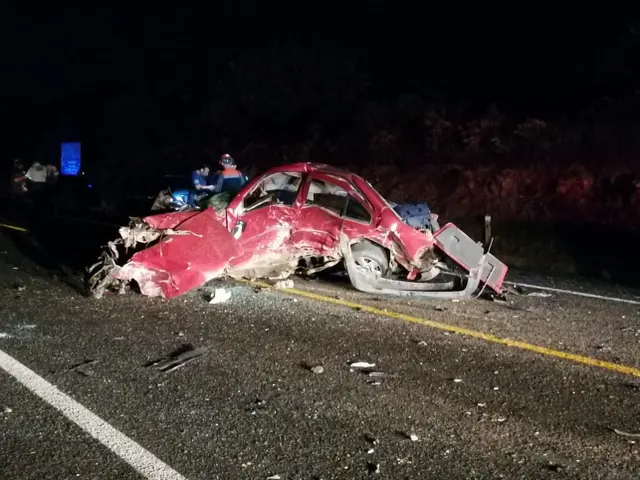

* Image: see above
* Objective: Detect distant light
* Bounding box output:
[61,142,81,176]
[88,184,93,188]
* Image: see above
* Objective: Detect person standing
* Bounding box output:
[209,154,248,194]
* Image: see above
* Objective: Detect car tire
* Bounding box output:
[351,241,390,277]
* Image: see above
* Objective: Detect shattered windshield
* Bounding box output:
[243,172,303,211]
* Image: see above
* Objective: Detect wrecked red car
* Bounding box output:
[88,163,507,299]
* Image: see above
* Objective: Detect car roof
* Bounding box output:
[265,162,359,181]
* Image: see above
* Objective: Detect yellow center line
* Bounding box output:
[0,223,28,233]
[243,279,640,378]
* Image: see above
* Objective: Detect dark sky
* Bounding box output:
[1,2,639,111]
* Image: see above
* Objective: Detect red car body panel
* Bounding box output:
[115,209,238,298]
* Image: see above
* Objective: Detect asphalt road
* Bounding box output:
[1,229,640,479]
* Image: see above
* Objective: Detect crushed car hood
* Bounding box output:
[114,209,238,298]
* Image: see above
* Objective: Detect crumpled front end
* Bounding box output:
[87,209,238,299]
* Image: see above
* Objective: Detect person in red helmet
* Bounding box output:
[210,154,248,194]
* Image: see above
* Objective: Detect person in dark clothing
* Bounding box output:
[10,159,28,196]
[189,163,215,207]
[209,154,248,194]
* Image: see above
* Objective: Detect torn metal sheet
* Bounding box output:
[88,162,508,299]
[146,345,207,373]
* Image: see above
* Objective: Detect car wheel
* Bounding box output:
[351,241,389,277]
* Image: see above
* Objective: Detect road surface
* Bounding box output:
[0,230,639,479]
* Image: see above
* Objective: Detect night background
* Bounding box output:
[3,2,640,226]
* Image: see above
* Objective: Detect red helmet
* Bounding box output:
[219,154,235,167]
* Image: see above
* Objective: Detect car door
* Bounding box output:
[291,173,376,257]
[226,170,305,268]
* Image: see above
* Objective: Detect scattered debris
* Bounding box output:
[273,279,294,289]
[623,380,640,391]
[69,359,98,377]
[367,448,375,454]
[12,281,26,293]
[527,291,552,298]
[368,371,386,377]
[367,380,382,386]
[434,306,445,311]
[367,462,380,474]
[364,434,379,445]
[311,365,325,374]
[512,284,553,298]
[3,406,12,413]
[350,361,376,369]
[0,333,11,339]
[247,398,268,415]
[613,428,640,439]
[274,279,294,289]
[593,345,613,353]
[16,324,36,330]
[146,344,207,373]
[267,475,281,480]
[543,462,563,472]
[209,288,231,304]
[417,340,428,347]
[400,431,419,442]
[452,378,463,383]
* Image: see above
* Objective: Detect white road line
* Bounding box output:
[0,348,188,480]
[505,281,640,306]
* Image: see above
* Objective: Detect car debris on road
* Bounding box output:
[613,428,640,439]
[87,163,508,300]
[208,287,232,304]
[146,344,207,373]
[69,359,98,377]
[350,361,376,369]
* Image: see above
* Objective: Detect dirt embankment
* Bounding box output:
[347,163,640,283]
[354,163,640,228]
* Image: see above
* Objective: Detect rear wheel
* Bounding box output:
[351,242,390,277]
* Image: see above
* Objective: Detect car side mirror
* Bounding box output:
[231,220,246,239]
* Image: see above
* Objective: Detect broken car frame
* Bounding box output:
[88,163,507,300]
